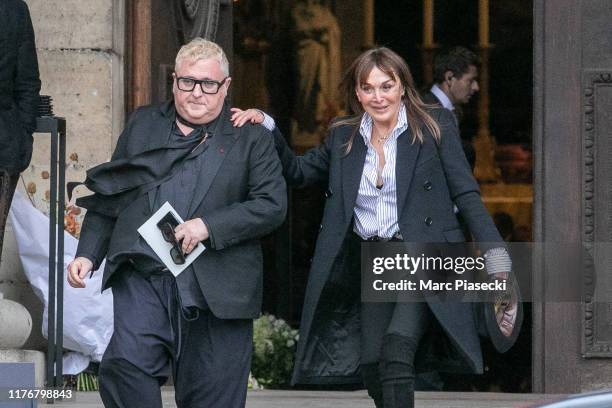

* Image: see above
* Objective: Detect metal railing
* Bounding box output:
[35,116,66,394]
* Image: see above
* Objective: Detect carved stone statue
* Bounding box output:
[290,0,341,147]
[172,0,221,43]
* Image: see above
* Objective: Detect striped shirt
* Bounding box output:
[353,105,407,240]
[259,109,276,132]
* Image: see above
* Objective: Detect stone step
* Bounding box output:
[37,389,565,408]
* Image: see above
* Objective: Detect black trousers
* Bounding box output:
[0,170,19,264]
[361,302,430,364]
[347,233,433,407]
[99,267,253,408]
[345,232,432,364]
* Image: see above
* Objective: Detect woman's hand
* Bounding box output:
[230,108,264,127]
[492,272,518,337]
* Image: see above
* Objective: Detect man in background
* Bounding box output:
[0,0,41,262]
[422,46,479,170]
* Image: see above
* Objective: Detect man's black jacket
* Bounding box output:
[76,101,287,319]
[0,0,40,172]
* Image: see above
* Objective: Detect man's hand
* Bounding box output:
[230,108,264,127]
[67,257,94,288]
[175,218,209,254]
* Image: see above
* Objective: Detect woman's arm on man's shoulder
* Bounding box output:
[230,108,332,188]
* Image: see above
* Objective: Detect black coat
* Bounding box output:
[273,108,507,385]
[0,0,40,172]
[76,101,287,319]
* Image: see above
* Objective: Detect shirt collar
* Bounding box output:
[359,103,408,144]
[431,84,455,111]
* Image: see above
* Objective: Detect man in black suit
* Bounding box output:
[0,0,40,262]
[67,38,286,408]
[422,46,479,170]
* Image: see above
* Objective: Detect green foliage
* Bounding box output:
[251,314,299,388]
[76,372,98,392]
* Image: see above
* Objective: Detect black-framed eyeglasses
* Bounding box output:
[158,222,186,265]
[176,76,229,94]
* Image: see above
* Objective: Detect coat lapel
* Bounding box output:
[395,127,421,219]
[342,130,367,222]
[186,110,237,217]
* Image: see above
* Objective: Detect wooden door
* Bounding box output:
[533,0,612,393]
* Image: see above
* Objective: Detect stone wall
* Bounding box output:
[0,0,125,350]
[25,0,125,206]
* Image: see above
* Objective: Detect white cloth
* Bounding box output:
[8,190,113,371]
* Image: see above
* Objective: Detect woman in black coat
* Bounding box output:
[233,47,518,407]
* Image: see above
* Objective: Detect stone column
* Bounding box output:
[0,250,45,386]
[0,189,46,386]
[24,0,126,197]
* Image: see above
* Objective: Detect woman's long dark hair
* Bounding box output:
[332,47,441,153]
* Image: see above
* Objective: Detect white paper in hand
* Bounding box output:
[137,201,205,276]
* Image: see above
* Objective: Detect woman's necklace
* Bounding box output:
[374,128,392,144]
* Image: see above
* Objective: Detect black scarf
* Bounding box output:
[176,111,207,131]
[74,103,226,218]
